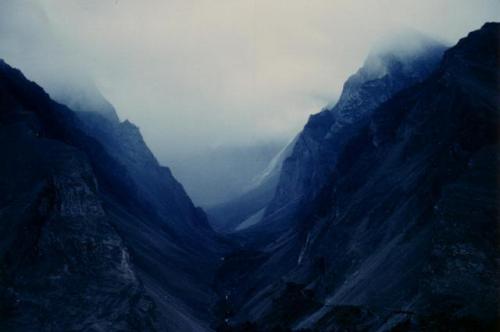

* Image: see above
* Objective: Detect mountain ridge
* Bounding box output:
[0,58,225,331]
[214,22,499,331]
[0,22,498,332]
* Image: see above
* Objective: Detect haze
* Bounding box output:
[1,0,499,163]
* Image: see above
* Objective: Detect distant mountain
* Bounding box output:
[206,136,296,233]
[168,142,285,208]
[215,23,499,331]
[0,59,225,331]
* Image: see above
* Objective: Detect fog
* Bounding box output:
[1,0,499,163]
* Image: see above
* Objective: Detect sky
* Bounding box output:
[1,0,499,162]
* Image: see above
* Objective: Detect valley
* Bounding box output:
[0,18,498,332]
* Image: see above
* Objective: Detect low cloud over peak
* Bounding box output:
[1,0,499,162]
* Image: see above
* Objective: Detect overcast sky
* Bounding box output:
[1,0,499,161]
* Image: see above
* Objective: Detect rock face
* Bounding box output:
[209,34,445,235]
[261,35,446,236]
[74,99,224,331]
[0,59,223,331]
[215,23,499,331]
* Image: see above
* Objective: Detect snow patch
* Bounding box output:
[235,208,266,231]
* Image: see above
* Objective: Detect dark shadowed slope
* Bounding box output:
[0,60,226,331]
[215,23,499,331]
[0,61,155,331]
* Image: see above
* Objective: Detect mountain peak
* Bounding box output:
[328,33,446,127]
[368,28,446,59]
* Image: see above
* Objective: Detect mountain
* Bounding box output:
[72,92,224,330]
[209,32,446,235]
[259,33,447,238]
[206,136,297,233]
[0,59,225,331]
[0,0,119,124]
[214,23,499,331]
[1,16,498,332]
[167,142,285,208]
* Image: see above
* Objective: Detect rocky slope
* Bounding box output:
[215,23,500,331]
[0,61,156,331]
[1,20,498,332]
[261,34,446,237]
[0,59,225,331]
[209,33,446,235]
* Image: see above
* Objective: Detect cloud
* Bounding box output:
[1,0,499,161]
